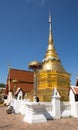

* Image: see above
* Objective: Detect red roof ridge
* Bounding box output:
[10,68,33,73]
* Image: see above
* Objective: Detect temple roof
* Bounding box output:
[71,87,78,95]
[75,77,78,86]
[5,68,34,94]
[8,68,33,83]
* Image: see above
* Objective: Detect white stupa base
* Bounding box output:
[23,102,47,124]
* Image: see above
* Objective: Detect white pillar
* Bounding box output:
[52,88,61,119]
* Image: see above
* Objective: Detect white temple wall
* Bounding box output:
[61,102,71,117]
[9,87,78,124]
[69,89,75,103]
[70,101,78,117]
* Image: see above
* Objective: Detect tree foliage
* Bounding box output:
[0,83,5,88]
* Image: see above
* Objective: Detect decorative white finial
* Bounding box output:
[49,11,51,23]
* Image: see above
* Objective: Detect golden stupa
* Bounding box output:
[37,14,71,102]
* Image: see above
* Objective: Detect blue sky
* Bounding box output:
[0,0,78,85]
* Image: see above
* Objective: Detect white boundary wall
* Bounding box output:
[9,88,78,123]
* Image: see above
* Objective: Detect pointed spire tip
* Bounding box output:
[49,11,51,23]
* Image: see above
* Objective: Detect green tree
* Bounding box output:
[0,83,5,88]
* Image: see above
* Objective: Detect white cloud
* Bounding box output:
[41,0,46,7]
[25,0,47,7]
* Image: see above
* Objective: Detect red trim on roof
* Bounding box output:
[76,78,78,86]
[71,87,78,94]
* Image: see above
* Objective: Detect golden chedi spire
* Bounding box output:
[43,13,58,60]
[37,12,71,102]
[42,13,65,72]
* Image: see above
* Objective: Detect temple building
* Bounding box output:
[70,77,78,102]
[5,68,34,96]
[37,14,71,102]
[5,14,71,102]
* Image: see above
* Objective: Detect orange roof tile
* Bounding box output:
[9,68,34,82]
[6,68,34,93]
